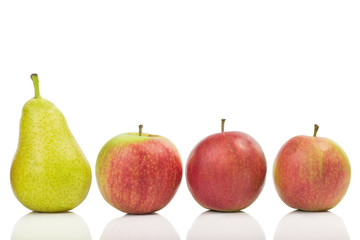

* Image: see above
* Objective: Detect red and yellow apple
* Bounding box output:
[96,125,182,214]
[186,119,267,211]
[273,124,351,211]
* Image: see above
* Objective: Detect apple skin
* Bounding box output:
[186,131,267,212]
[96,132,182,214]
[273,135,351,211]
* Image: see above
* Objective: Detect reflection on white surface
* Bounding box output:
[11,212,91,240]
[274,211,350,240]
[101,213,180,240]
[187,211,266,240]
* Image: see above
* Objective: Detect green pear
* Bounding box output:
[11,74,92,212]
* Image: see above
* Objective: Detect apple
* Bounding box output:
[96,125,182,214]
[273,124,351,211]
[186,119,267,211]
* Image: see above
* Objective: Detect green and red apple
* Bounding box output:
[96,125,182,214]
[186,119,267,211]
[273,124,351,211]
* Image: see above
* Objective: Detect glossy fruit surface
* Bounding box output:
[273,125,351,211]
[96,126,182,214]
[186,119,266,211]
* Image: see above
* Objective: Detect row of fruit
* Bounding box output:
[10,74,351,214]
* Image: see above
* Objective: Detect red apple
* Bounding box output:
[96,125,182,214]
[273,124,351,211]
[186,119,267,211]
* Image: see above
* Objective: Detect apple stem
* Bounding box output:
[221,119,226,132]
[313,124,319,137]
[31,73,41,99]
[139,124,143,136]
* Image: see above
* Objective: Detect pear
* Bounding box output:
[10,74,92,212]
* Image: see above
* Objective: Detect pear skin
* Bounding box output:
[10,74,92,212]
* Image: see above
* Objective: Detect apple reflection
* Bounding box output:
[101,213,180,240]
[274,210,350,240]
[11,212,91,240]
[187,211,266,240]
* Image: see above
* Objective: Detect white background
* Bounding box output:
[1,0,359,239]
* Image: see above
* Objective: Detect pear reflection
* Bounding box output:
[274,211,350,240]
[101,213,180,240]
[11,212,91,240]
[187,211,266,240]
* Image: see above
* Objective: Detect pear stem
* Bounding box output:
[221,119,226,132]
[313,124,319,137]
[139,124,143,136]
[31,74,41,99]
